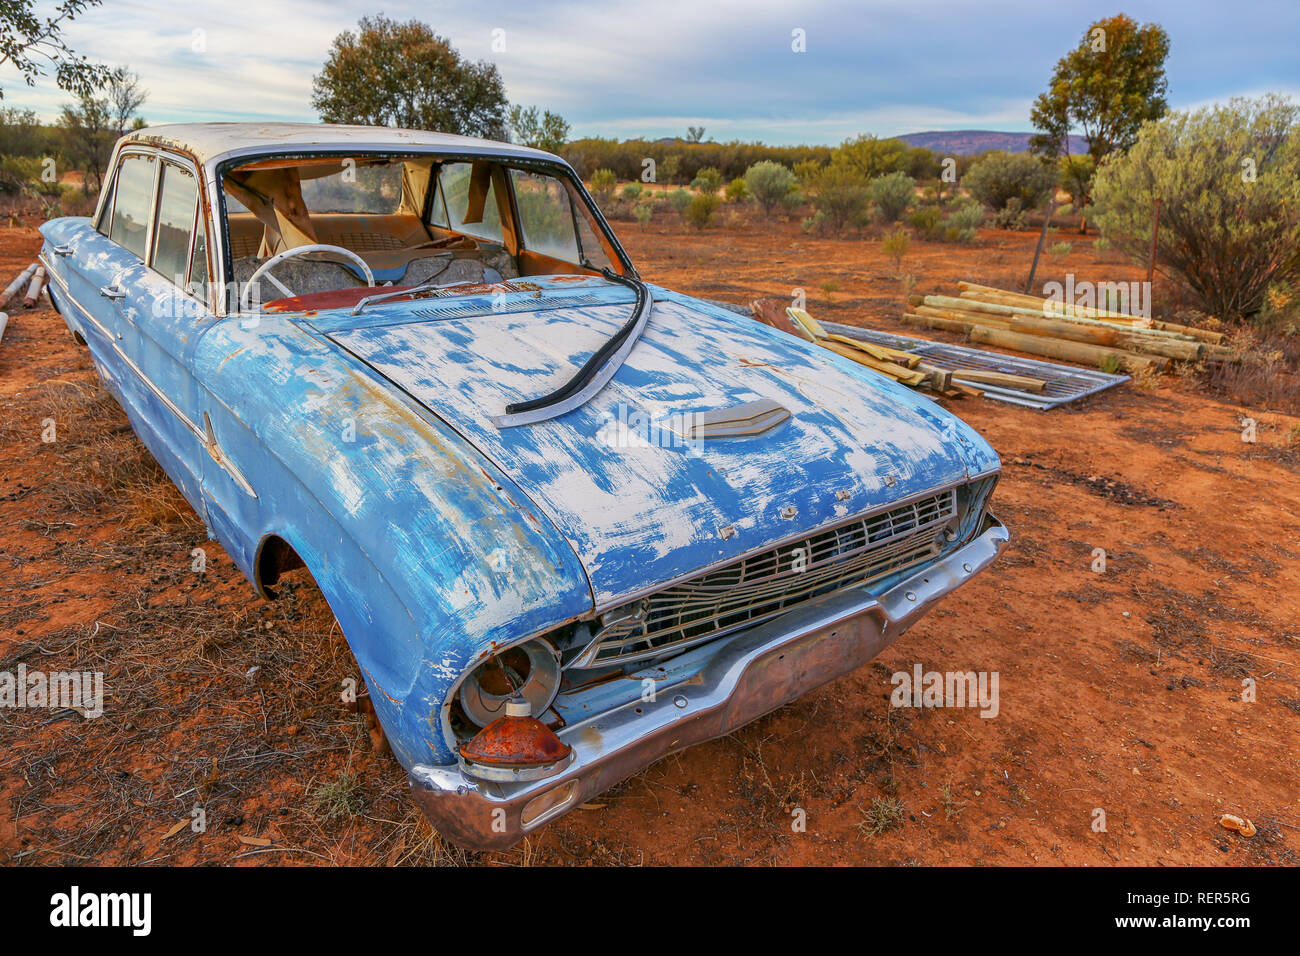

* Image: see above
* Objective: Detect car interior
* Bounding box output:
[220,154,621,309]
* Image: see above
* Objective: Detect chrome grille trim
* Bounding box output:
[570,488,959,669]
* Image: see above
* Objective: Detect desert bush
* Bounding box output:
[633,202,652,227]
[668,188,692,214]
[992,196,1029,230]
[792,158,823,184]
[724,177,748,202]
[964,150,1056,214]
[621,182,643,200]
[690,166,722,194]
[744,160,799,216]
[909,206,943,240]
[1091,94,1300,323]
[1050,241,1072,257]
[686,192,719,229]
[941,200,983,242]
[803,165,871,235]
[832,134,909,180]
[869,170,915,223]
[0,155,61,197]
[881,225,910,273]
[590,168,617,202]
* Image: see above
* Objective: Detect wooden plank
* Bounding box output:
[820,341,926,385]
[950,368,1048,392]
[825,333,921,367]
[786,307,827,340]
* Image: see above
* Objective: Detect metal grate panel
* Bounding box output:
[820,321,1129,410]
[574,489,958,669]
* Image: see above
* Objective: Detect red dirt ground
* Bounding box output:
[1,214,1297,866]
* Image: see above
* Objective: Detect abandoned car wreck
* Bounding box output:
[37,122,1008,849]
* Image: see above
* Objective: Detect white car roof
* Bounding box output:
[125,122,563,171]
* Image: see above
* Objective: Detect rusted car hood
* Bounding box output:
[315,282,998,606]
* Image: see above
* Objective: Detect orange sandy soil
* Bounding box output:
[0,213,1297,866]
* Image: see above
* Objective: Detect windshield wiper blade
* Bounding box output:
[491,269,652,429]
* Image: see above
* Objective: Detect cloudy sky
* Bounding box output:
[5,0,1299,144]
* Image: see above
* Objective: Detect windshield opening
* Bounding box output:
[220,153,624,312]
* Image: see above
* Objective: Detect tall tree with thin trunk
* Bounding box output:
[1029,14,1170,163]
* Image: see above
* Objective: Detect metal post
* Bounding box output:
[1024,198,1056,294]
[1146,197,1162,285]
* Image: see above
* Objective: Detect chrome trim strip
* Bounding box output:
[40,258,258,499]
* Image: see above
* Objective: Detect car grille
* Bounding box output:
[572,487,959,669]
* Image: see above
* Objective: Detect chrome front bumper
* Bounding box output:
[409,514,1008,850]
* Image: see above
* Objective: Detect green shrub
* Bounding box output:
[909,206,943,240]
[690,166,722,194]
[881,225,910,272]
[1050,240,1072,257]
[993,197,1028,230]
[634,202,653,227]
[1091,94,1300,322]
[804,165,871,235]
[941,200,984,242]
[744,160,799,216]
[668,188,692,214]
[964,150,1056,213]
[686,192,719,228]
[621,182,643,200]
[869,170,916,223]
[724,177,749,202]
[590,168,617,201]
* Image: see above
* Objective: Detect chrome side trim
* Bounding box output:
[410,514,1008,850]
[40,258,258,499]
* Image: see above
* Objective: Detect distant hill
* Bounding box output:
[897,130,1089,156]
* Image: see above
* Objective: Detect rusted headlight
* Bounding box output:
[458,638,561,728]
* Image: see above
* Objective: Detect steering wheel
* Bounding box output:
[239,243,375,311]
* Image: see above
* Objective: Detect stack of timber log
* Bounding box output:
[900,282,1230,374]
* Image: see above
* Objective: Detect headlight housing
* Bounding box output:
[457,638,562,728]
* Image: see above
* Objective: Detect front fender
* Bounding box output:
[191,316,593,768]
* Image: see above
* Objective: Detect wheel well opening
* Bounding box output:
[257,534,305,599]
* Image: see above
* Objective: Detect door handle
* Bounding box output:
[53,243,73,257]
[99,284,126,300]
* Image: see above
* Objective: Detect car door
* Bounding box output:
[45,151,160,420]
[53,147,214,519]
[111,152,226,517]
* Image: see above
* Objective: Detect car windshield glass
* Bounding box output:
[299,161,404,214]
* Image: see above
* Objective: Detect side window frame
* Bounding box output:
[100,148,161,259]
[149,150,213,312]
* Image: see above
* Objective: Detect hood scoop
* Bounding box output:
[668,397,791,441]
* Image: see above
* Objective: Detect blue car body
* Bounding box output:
[39,123,1007,848]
